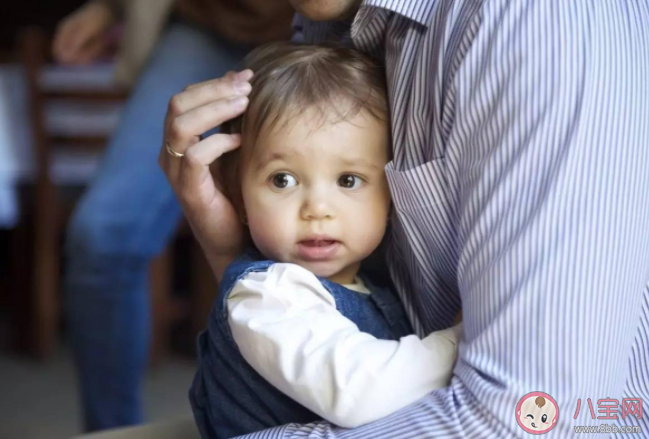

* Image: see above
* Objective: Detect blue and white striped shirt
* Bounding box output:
[239,1,649,437]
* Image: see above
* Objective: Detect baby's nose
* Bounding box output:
[301,189,334,220]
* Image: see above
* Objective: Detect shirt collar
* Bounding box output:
[362,0,436,27]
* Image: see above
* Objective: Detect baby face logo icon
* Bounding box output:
[516,392,559,434]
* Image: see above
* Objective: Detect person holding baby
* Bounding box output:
[160,1,649,438]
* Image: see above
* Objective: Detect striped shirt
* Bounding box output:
[238,0,649,437]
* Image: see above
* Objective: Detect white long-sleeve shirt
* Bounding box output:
[227,263,462,428]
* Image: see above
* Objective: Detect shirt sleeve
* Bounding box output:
[233,1,649,438]
[228,263,460,428]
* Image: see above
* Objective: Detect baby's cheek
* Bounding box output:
[349,212,388,252]
[248,215,287,259]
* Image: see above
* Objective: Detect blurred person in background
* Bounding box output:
[53,0,294,432]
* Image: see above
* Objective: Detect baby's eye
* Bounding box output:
[271,173,297,189]
[541,414,548,423]
[338,174,363,189]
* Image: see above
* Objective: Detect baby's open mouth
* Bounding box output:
[297,239,340,261]
[300,240,337,247]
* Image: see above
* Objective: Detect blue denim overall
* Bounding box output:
[189,255,413,439]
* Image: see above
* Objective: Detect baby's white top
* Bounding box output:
[227,263,462,428]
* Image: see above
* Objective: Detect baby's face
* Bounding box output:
[240,107,390,284]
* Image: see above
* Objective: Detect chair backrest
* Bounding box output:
[21,26,128,188]
[13,26,129,358]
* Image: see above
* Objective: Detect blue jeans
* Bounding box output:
[64,21,250,432]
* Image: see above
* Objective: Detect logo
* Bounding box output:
[516,392,559,435]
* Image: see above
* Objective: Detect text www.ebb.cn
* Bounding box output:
[574,424,642,434]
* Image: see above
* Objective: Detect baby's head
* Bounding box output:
[220,42,390,284]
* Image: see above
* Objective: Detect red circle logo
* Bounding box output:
[516,392,559,434]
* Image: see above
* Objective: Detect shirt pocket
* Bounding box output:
[384,158,459,290]
[385,158,450,211]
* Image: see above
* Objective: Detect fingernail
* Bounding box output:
[230,96,248,109]
[234,81,251,94]
[235,69,253,82]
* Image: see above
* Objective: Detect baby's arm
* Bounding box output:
[228,263,462,429]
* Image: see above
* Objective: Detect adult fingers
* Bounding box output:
[53,19,82,62]
[54,23,101,64]
[165,96,248,156]
[173,135,240,209]
[167,70,253,118]
[74,37,107,64]
[184,69,253,92]
[184,133,242,166]
[165,132,241,184]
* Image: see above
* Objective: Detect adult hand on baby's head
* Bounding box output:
[159,70,253,281]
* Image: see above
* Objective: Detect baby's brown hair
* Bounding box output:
[217,42,389,220]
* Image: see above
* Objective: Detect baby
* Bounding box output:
[189,42,462,439]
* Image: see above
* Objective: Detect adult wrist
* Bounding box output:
[199,245,238,284]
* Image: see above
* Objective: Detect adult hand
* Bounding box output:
[52,1,115,64]
[159,70,253,281]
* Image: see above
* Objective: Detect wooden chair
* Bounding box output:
[14,27,212,361]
